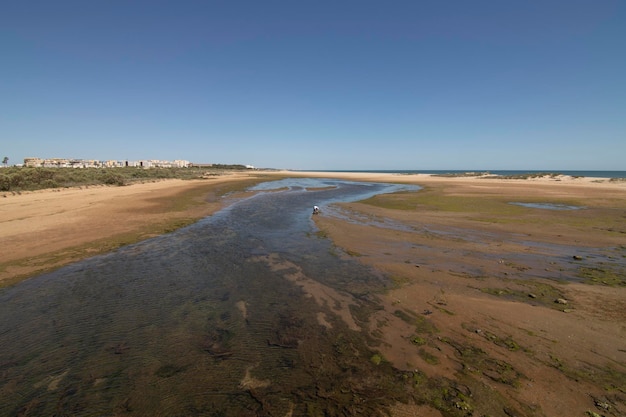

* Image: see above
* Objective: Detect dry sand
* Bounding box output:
[0,172,265,285]
[1,170,625,416]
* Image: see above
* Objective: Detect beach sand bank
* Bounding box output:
[1,170,625,416]
[0,172,271,286]
[303,171,626,417]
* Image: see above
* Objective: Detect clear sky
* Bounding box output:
[2,1,625,170]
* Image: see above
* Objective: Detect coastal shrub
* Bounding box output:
[101,172,126,186]
[0,174,10,191]
[9,172,26,189]
[0,165,258,191]
[42,179,59,189]
[0,166,253,191]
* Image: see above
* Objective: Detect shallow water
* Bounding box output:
[509,202,584,210]
[326,204,625,284]
[0,179,418,416]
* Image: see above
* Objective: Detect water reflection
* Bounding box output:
[509,202,584,210]
[0,179,418,416]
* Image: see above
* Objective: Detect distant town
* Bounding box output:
[5,157,254,170]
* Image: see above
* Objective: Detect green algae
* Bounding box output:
[359,188,524,215]
[393,309,438,335]
[579,265,626,287]
[411,336,427,346]
[480,279,569,310]
[357,185,626,237]
[442,339,525,388]
[418,348,440,365]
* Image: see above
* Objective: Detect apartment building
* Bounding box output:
[23,158,191,168]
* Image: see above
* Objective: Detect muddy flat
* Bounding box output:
[309,172,626,417]
[1,171,625,416]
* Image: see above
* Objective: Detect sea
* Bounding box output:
[300,170,626,179]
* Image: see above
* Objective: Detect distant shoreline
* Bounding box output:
[294,169,626,179]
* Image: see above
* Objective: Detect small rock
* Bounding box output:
[503,406,520,417]
[475,329,482,334]
[528,293,537,299]
[555,298,568,305]
[594,398,611,410]
[573,255,583,260]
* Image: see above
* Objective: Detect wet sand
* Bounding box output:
[1,170,625,416]
[304,171,626,417]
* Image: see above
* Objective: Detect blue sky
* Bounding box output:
[2,1,625,170]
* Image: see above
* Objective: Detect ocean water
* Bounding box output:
[305,170,626,179]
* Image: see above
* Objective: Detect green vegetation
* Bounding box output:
[370,353,384,365]
[393,309,437,334]
[461,324,524,352]
[418,348,440,365]
[356,185,626,238]
[388,274,411,286]
[410,335,427,346]
[480,279,569,310]
[579,265,626,287]
[359,186,592,221]
[358,187,521,214]
[443,339,524,388]
[548,354,626,395]
[0,166,252,192]
[405,373,479,416]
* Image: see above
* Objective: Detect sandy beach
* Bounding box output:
[1,170,625,416]
[0,172,268,286]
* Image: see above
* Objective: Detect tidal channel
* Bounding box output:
[1,178,419,416]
